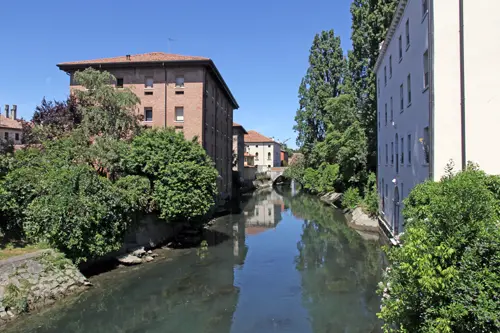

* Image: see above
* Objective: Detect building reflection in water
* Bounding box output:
[242,190,284,236]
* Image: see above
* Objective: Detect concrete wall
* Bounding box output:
[0,250,88,326]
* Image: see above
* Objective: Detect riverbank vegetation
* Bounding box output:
[287,0,399,210]
[378,166,500,332]
[0,68,218,263]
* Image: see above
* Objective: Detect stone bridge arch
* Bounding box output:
[269,167,288,184]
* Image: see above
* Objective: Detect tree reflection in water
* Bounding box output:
[287,194,384,333]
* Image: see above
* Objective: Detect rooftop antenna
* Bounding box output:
[168,38,176,53]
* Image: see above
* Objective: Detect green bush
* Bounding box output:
[125,128,218,222]
[302,167,320,193]
[23,165,135,263]
[317,163,339,193]
[378,167,500,332]
[114,175,151,213]
[152,162,217,221]
[362,173,378,216]
[342,187,361,210]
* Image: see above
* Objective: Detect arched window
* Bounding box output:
[255,152,259,160]
[268,152,271,160]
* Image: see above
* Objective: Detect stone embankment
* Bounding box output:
[0,250,89,326]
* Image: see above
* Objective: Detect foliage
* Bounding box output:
[342,187,361,210]
[256,172,271,181]
[124,128,217,222]
[283,153,305,183]
[23,96,81,143]
[378,167,500,332]
[294,30,347,155]
[3,283,29,313]
[152,162,217,222]
[114,175,152,214]
[302,167,321,193]
[362,172,378,217]
[23,164,137,263]
[73,68,141,140]
[349,0,399,171]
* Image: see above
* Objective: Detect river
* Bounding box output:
[5,187,385,333]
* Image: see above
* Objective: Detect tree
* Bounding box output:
[294,30,347,155]
[23,96,81,143]
[349,0,399,171]
[378,166,500,332]
[73,68,141,140]
[124,128,218,222]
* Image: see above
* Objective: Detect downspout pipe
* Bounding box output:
[459,0,466,170]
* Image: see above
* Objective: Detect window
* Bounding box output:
[391,142,394,165]
[423,126,430,164]
[144,108,153,121]
[384,66,387,86]
[408,134,412,164]
[378,79,380,96]
[398,35,403,60]
[405,19,410,49]
[407,74,412,105]
[389,55,393,78]
[145,91,153,96]
[385,144,388,164]
[390,97,394,122]
[268,152,271,160]
[175,76,184,88]
[422,0,428,16]
[382,179,385,211]
[423,50,429,89]
[378,112,380,129]
[255,152,259,161]
[175,107,184,122]
[385,103,388,126]
[400,84,404,112]
[145,77,153,88]
[401,136,404,164]
[256,145,259,148]
[268,145,271,148]
[15,133,19,141]
[116,78,124,88]
[268,208,272,216]
[175,91,184,95]
[4,132,8,140]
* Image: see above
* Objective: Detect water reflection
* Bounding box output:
[4,189,383,333]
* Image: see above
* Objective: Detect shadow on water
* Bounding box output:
[4,188,384,333]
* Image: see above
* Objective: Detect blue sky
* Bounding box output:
[0,0,352,148]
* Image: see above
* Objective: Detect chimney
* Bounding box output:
[126,54,131,60]
[4,105,9,119]
[11,105,17,120]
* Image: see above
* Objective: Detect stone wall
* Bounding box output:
[0,250,88,326]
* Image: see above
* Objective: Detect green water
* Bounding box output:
[5,188,384,333]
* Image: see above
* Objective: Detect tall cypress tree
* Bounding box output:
[294,30,346,156]
[349,0,399,171]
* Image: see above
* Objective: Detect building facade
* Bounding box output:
[1,105,22,145]
[58,52,239,195]
[376,0,500,235]
[244,130,281,170]
[232,122,247,177]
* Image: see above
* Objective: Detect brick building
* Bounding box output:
[57,52,239,195]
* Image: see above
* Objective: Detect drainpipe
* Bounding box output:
[428,0,435,180]
[163,63,167,128]
[459,0,466,170]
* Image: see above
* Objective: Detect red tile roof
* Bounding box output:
[0,115,22,130]
[58,52,209,66]
[244,130,277,143]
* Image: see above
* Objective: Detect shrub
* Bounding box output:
[378,167,500,332]
[23,165,135,263]
[152,162,217,222]
[362,172,378,216]
[317,163,339,193]
[302,167,320,193]
[342,187,361,210]
[284,153,305,183]
[114,175,151,213]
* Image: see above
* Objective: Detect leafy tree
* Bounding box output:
[362,172,378,216]
[378,167,500,332]
[349,0,399,171]
[302,167,321,193]
[124,128,218,221]
[73,68,141,140]
[23,165,139,263]
[23,97,81,143]
[342,187,362,210]
[284,153,306,184]
[294,30,347,155]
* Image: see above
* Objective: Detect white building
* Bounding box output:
[376,0,500,235]
[244,130,281,170]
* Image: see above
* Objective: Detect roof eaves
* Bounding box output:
[374,0,408,73]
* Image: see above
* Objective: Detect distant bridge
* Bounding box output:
[269,167,288,184]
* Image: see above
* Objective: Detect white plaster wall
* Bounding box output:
[377,0,430,233]
[245,142,281,168]
[463,0,500,175]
